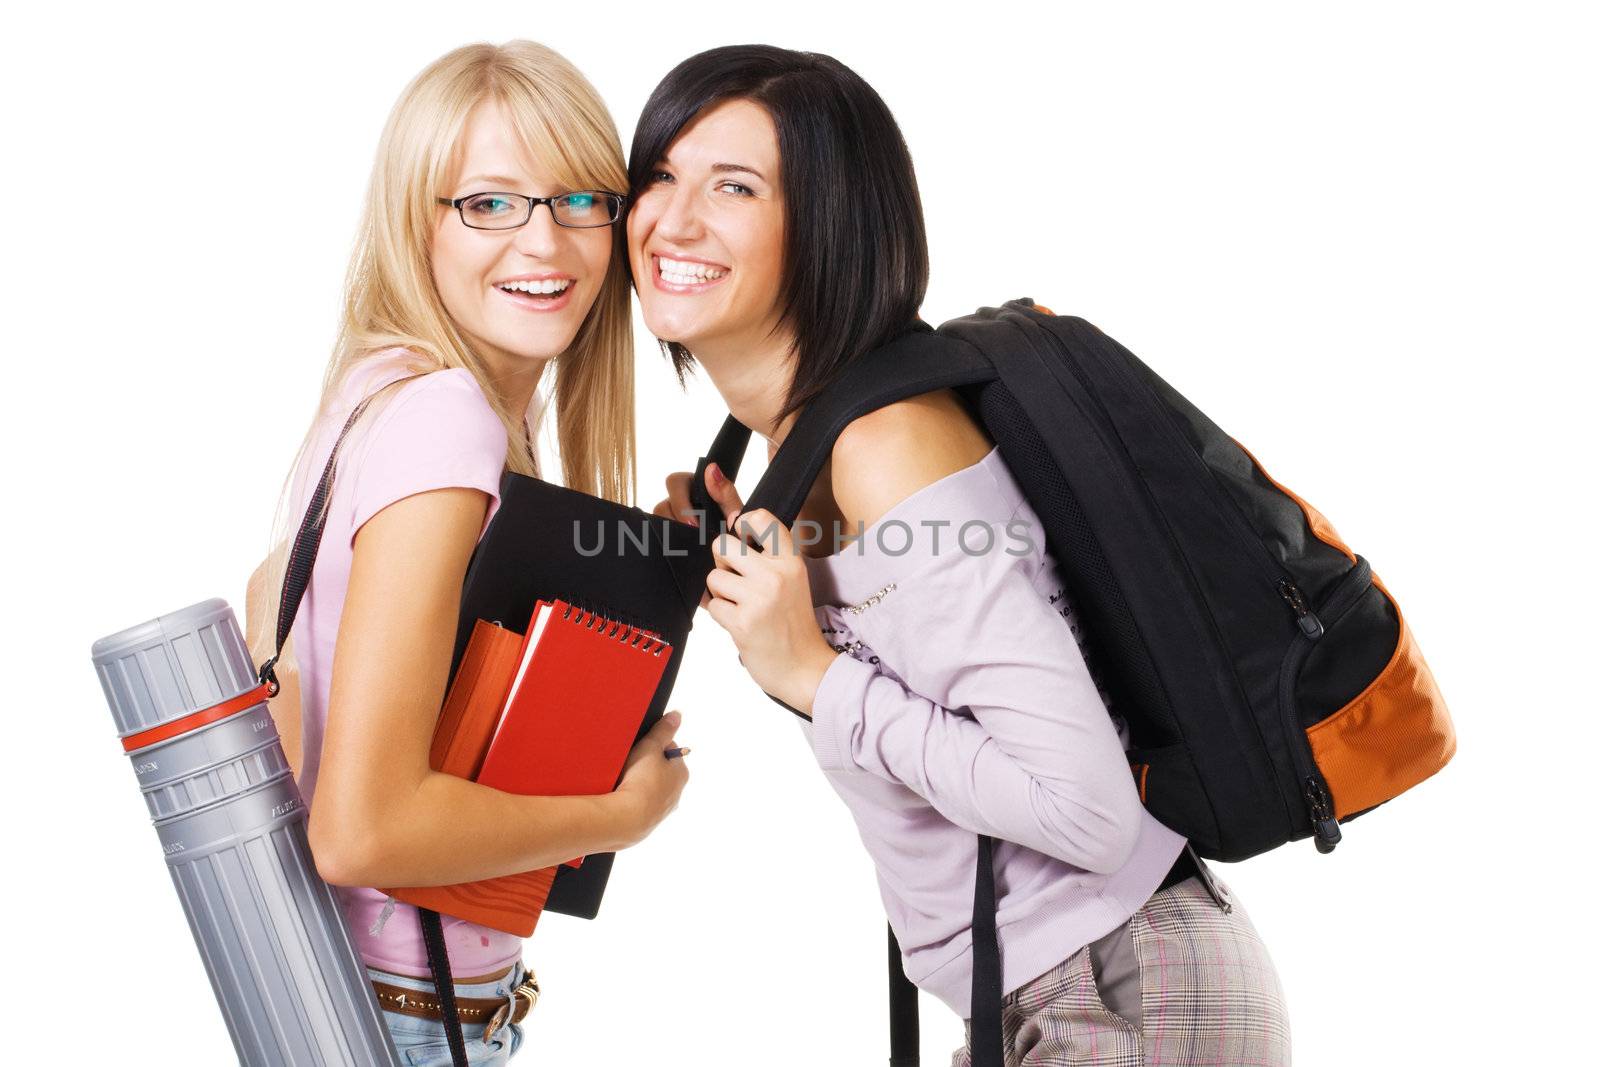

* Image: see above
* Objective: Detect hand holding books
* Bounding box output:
[613,710,690,848]
[388,601,682,935]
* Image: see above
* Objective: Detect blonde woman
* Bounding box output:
[245,42,688,1064]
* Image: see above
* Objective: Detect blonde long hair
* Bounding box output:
[248,40,634,670]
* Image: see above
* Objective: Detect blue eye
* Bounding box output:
[719,181,754,197]
[466,195,519,216]
[563,193,595,214]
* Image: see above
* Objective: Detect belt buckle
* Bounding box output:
[483,968,540,1045]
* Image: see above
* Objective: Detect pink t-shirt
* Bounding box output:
[285,348,521,976]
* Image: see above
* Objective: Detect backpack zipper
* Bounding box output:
[1276,555,1372,853]
[1278,580,1325,639]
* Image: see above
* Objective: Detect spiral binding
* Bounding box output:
[556,598,667,657]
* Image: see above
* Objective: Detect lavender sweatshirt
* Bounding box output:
[801,445,1185,1018]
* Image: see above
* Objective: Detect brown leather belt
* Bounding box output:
[372,967,539,1044]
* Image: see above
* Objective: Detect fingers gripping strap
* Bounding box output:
[689,415,755,534]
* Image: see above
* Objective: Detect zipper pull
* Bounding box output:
[1303,777,1342,853]
[1278,580,1325,639]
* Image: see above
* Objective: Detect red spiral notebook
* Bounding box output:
[386,600,671,936]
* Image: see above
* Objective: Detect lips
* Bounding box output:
[493,276,577,313]
[497,277,572,296]
[652,254,729,294]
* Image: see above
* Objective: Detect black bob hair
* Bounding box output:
[628,44,929,427]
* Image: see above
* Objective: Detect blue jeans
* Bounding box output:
[368,962,528,1067]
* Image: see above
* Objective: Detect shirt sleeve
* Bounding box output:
[346,369,509,541]
[806,521,1145,874]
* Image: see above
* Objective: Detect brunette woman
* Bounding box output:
[635,45,1289,1067]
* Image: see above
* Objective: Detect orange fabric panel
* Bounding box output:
[1231,438,1357,563]
[1305,580,1455,818]
[1128,762,1150,803]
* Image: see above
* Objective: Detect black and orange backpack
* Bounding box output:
[695,298,1455,1066]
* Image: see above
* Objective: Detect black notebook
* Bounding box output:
[447,471,714,920]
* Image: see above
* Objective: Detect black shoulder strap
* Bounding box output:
[420,908,471,1067]
[743,325,996,528]
[969,835,1003,1066]
[688,413,757,535]
[256,373,421,694]
[685,313,1017,1066]
[251,371,479,1067]
[886,837,1003,1067]
[887,925,920,1067]
[691,325,996,726]
[685,322,997,535]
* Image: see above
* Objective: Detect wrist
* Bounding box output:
[775,641,839,719]
[601,791,645,851]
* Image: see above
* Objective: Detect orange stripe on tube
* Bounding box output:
[121,683,273,752]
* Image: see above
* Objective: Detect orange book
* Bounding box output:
[428,618,522,779]
[386,604,670,937]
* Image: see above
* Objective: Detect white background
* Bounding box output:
[3,2,1596,1064]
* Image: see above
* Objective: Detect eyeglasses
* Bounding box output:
[436,191,626,230]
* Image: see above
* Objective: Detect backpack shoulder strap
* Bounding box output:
[887,924,920,1067]
[688,414,758,534]
[257,372,423,694]
[743,324,996,527]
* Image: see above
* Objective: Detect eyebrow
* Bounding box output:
[455,174,525,189]
[712,162,767,181]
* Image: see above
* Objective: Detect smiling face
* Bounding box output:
[627,98,787,361]
[432,99,615,379]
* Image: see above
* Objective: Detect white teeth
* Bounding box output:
[499,278,571,295]
[656,256,727,285]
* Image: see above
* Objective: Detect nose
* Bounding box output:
[512,202,565,259]
[653,183,704,245]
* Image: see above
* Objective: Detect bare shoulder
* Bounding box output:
[828,389,993,531]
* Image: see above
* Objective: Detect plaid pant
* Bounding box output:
[952,875,1290,1066]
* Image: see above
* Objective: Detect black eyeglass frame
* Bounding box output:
[436,191,627,230]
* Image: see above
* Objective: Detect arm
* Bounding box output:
[812,392,1143,871]
[308,485,686,888]
[807,548,1143,874]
